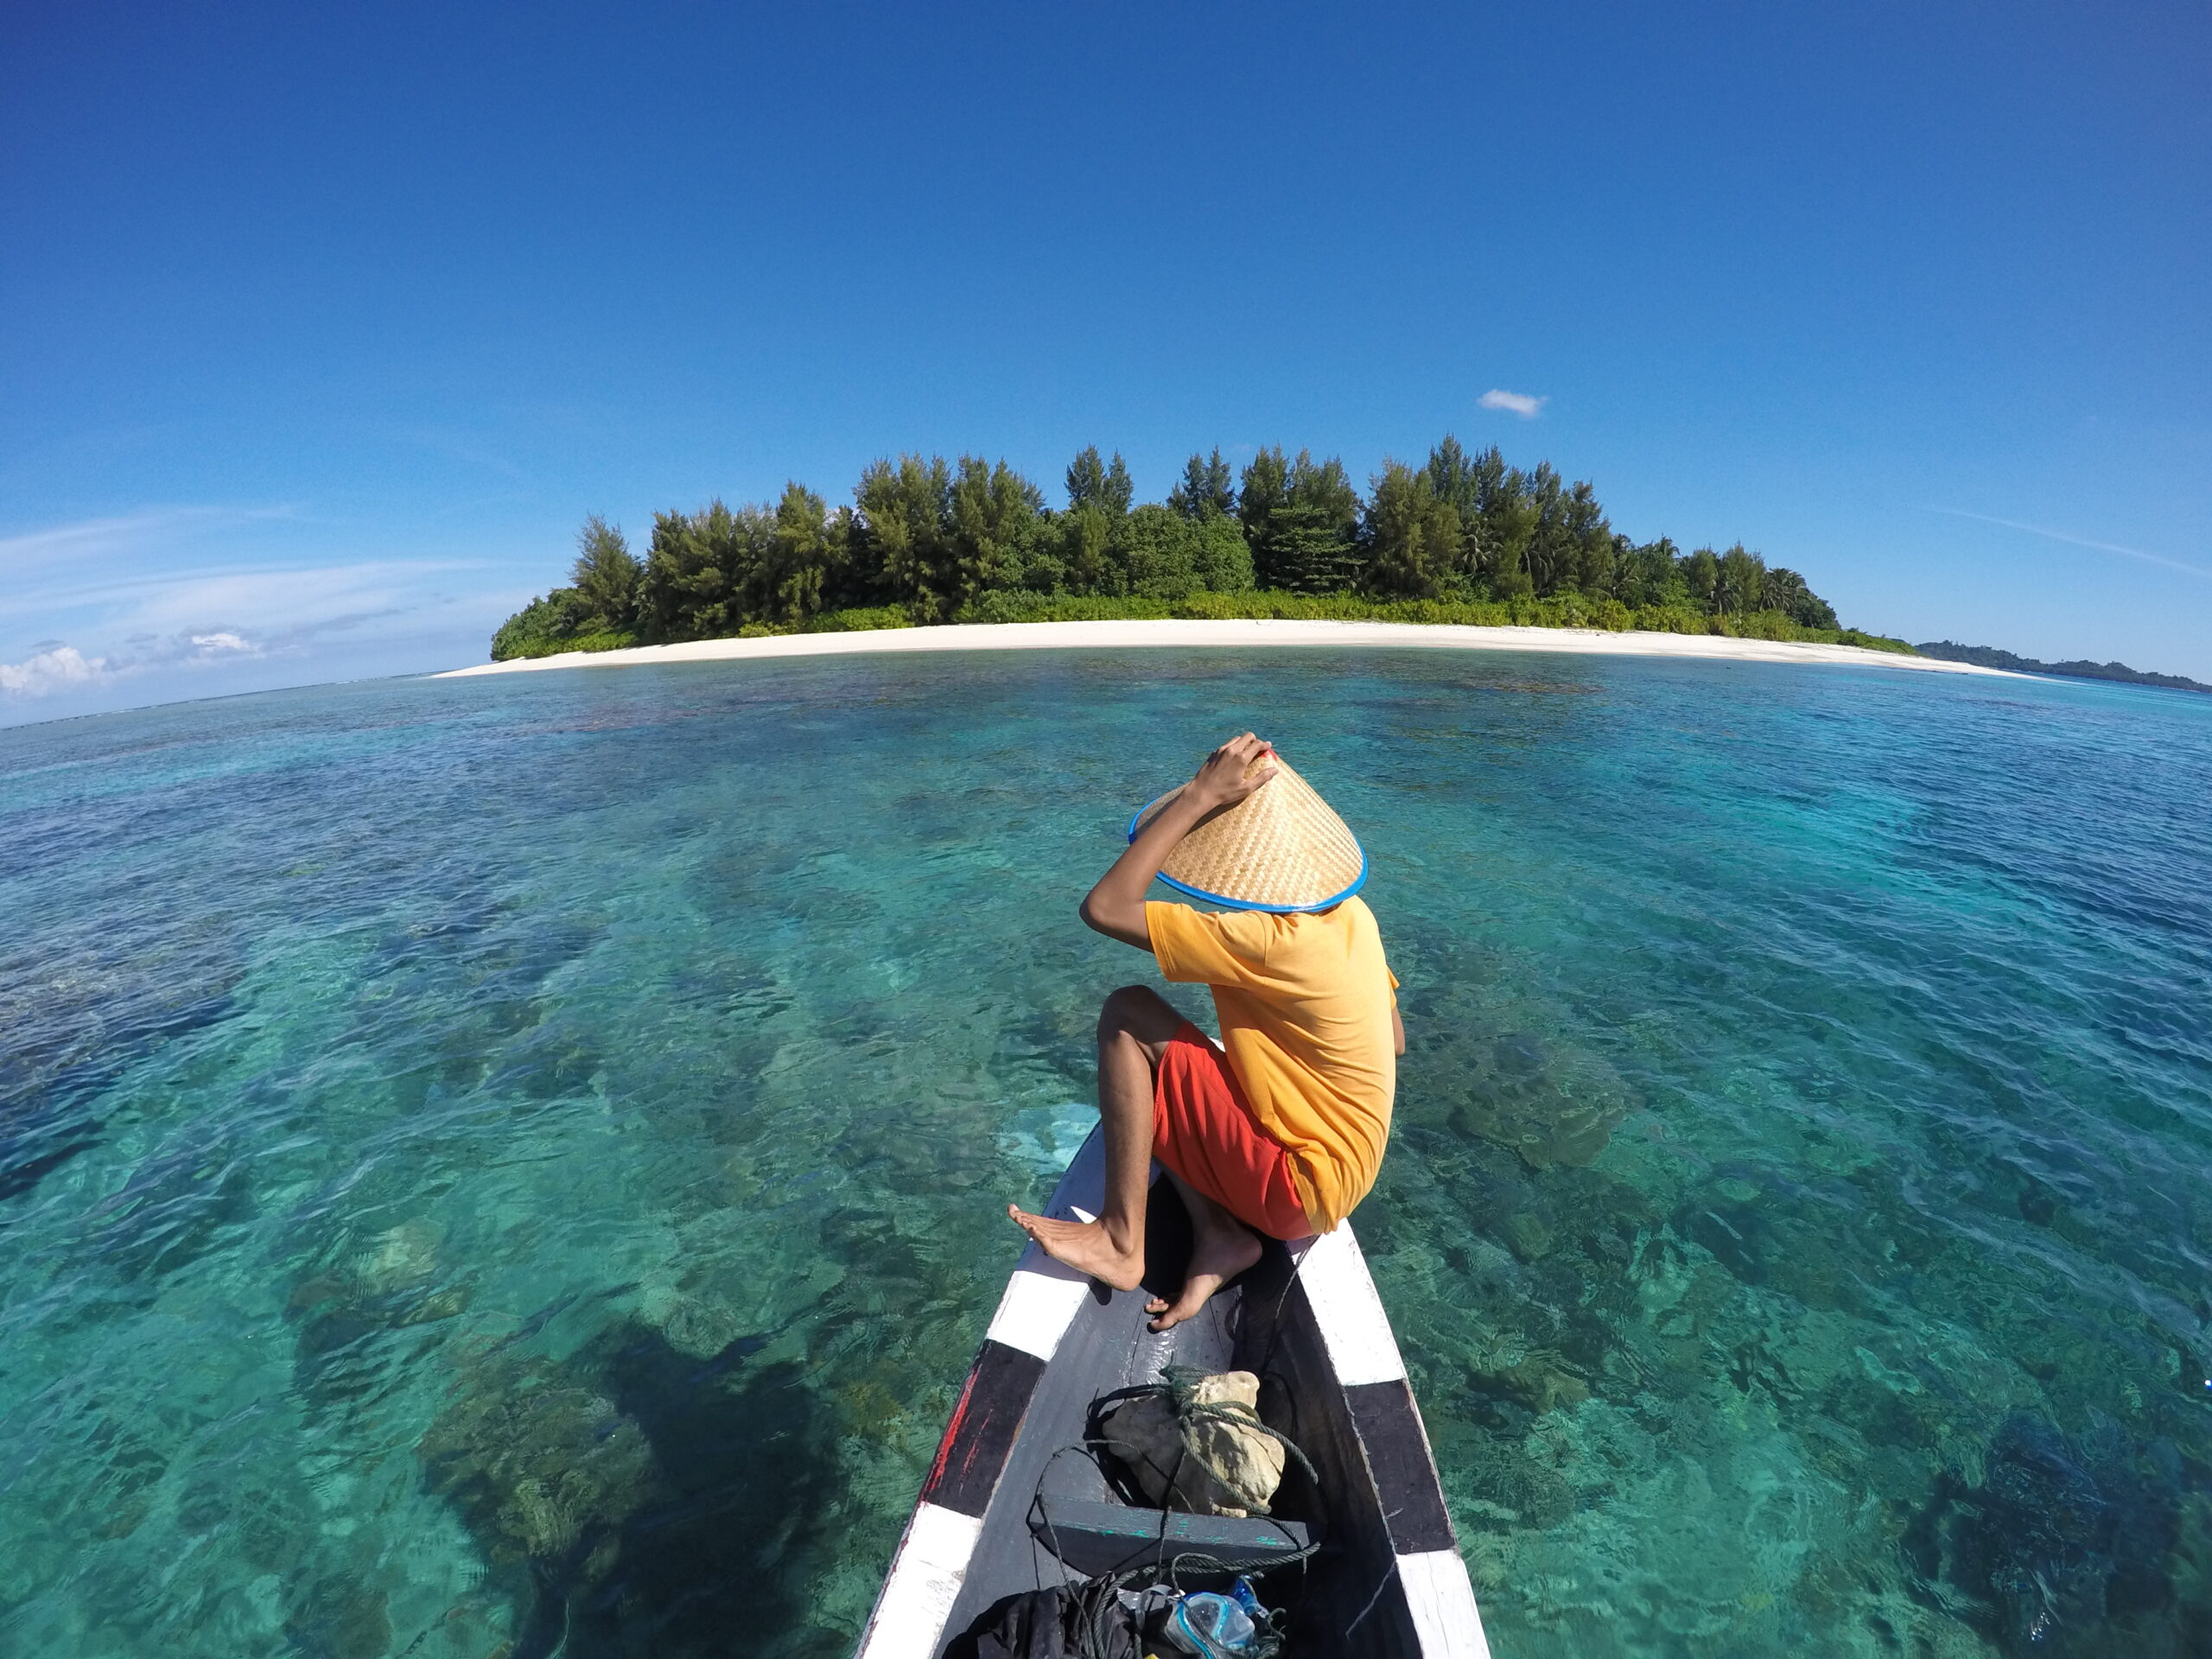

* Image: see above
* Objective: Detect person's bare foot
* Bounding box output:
[1145,1219,1264,1332]
[1007,1205,1145,1291]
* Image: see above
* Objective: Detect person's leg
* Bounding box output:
[1007,985,1185,1290]
[1144,1166,1264,1332]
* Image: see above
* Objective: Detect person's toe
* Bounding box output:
[1147,1286,1205,1331]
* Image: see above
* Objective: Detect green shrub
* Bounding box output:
[806,605,912,632]
[1838,629,1916,654]
[491,588,588,659]
[933,590,1917,652]
[1631,605,1710,636]
[958,592,1175,624]
[494,629,639,660]
[493,582,1917,659]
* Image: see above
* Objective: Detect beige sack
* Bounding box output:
[1096,1370,1287,1518]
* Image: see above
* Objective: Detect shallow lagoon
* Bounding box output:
[3,649,2209,1658]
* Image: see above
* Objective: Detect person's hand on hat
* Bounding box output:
[1189,733,1279,812]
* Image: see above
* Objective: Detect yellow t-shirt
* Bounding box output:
[1145,896,1397,1233]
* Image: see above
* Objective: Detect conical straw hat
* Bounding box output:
[1128,751,1366,912]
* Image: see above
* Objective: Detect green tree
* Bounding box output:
[1057,503,1119,595]
[1190,512,1255,592]
[1760,566,1837,629]
[490,588,595,658]
[1593,532,1637,601]
[571,514,641,630]
[856,453,1048,622]
[490,433,1863,654]
[760,483,840,624]
[1478,461,1538,598]
[1560,480,1616,594]
[1618,538,1687,609]
[855,454,955,620]
[1362,461,1464,599]
[1423,435,1487,578]
[1520,464,1578,595]
[1425,436,1479,519]
[1714,543,1765,614]
[1682,547,1721,612]
[637,499,771,641]
[947,456,1046,615]
[1114,504,1200,597]
[1265,451,1361,594]
[1065,447,1134,517]
[1090,504,1255,597]
[1168,448,1237,519]
[1237,447,1292,582]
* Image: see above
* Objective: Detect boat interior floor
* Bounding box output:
[940,1179,1342,1655]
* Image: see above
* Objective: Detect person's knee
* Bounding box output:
[1100,984,1183,1048]
[1097,985,1155,1042]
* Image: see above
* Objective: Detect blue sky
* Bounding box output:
[3,0,2207,722]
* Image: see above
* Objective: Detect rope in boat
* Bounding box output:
[1013,1214,1338,1657]
[1029,1354,1325,1657]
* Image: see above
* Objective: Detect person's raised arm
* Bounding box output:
[1079,734,1279,950]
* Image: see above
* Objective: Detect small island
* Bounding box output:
[486,439,1912,661]
[1916,641,2211,696]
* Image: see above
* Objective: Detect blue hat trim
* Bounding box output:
[1125,803,1368,914]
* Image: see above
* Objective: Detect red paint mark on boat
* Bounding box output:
[922,1366,978,1499]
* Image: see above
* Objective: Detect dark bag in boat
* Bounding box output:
[960,1585,1145,1659]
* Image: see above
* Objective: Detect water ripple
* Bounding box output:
[1,656,2209,1656]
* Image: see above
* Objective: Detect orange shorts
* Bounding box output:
[1152,1024,1313,1241]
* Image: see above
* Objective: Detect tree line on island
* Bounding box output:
[492,439,1904,660]
[1915,642,2209,696]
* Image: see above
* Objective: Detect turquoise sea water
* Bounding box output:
[3,649,2209,1658]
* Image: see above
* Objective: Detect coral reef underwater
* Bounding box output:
[1,652,2207,1659]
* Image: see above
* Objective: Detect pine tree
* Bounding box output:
[1237,447,1291,584]
[855,455,956,620]
[947,456,1046,615]
[637,500,770,641]
[570,514,641,630]
[1168,448,1237,519]
[1265,502,1358,594]
[1065,447,1133,517]
[762,483,833,623]
[1363,461,1462,599]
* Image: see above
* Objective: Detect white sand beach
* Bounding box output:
[436,619,2020,680]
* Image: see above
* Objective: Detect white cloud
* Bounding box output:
[0,629,275,699]
[0,644,108,696]
[0,501,540,721]
[1478,389,1548,419]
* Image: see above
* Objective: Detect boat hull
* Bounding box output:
[856,1128,1488,1658]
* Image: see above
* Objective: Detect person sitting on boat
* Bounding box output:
[1010,733,1403,1331]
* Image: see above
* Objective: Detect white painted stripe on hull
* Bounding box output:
[982,1258,1091,1361]
[1397,1548,1491,1658]
[855,1501,985,1659]
[1292,1223,1408,1386]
